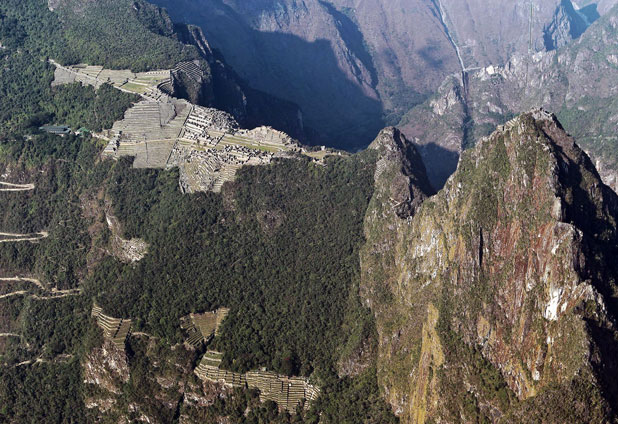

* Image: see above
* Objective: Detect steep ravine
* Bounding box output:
[430,0,466,77]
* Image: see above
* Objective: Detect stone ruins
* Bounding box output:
[49,60,339,193]
[181,309,321,412]
[92,303,132,349]
[103,99,301,193]
[180,308,230,348]
[51,60,172,102]
[195,350,320,413]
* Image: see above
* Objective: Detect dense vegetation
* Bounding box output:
[0,0,199,73]
[0,0,399,422]
[92,152,376,379]
[0,139,396,421]
[53,0,200,71]
[0,360,94,423]
[0,0,138,136]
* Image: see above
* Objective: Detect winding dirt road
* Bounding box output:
[0,231,49,243]
[0,277,81,299]
[0,182,35,192]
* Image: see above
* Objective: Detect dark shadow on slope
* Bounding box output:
[318,0,379,88]
[150,0,385,151]
[418,45,447,69]
[579,4,601,24]
[416,142,461,190]
[544,0,598,51]
[242,31,385,149]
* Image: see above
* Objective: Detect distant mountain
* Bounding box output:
[3,0,618,423]
[150,0,615,148]
[400,4,618,191]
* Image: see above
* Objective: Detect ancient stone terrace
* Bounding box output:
[50,60,313,193]
[195,351,247,388]
[51,60,172,101]
[172,61,203,83]
[92,304,132,349]
[253,371,320,412]
[106,99,192,168]
[180,308,230,347]
[194,350,320,413]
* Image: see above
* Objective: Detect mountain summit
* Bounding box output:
[362,109,618,423]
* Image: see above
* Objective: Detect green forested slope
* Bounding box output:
[0,1,396,422]
[95,153,375,377]
[52,0,200,71]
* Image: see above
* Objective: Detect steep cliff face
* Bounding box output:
[171,24,307,140]
[150,0,394,148]
[48,0,306,141]
[361,126,436,415]
[363,110,618,422]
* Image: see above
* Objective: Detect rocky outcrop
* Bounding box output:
[544,0,590,50]
[362,110,618,422]
[83,334,212,423]
[361,126,435,415]
[83,340,130,397]
[149,0,457,148]
[169,60,215,107]
[367,127,435,220]
[105,212,148,263]
[173,23,307,141]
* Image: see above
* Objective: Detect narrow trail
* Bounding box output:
[0,291,27,299]
[0,333,20,337]
[0,277,82,299]
[0,276,46,290]
[0,231,49,243]
[32,290,82,300]
[0,289,81,300]
[13,354,73,368]
[0,182,35,192]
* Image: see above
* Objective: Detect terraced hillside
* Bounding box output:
[195,350,321,413]
[91,304,131,349]
[180,308,229,347]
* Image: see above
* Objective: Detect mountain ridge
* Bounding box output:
[362,108,618,422]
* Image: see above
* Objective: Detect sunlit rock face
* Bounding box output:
[362,110,618,423]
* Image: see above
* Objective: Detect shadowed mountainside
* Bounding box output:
[151,0,616,149]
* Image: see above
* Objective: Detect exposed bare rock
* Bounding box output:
[362,110,618,422]
[400,4,618,191]
[368,127,435,220]
[148,0,618,148]
[544,0,591,50]
[106,212,148,263]
[83,340,130,395]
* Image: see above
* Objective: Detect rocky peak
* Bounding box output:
[362,110,618,422]
[368,127,435,220]
[544,0,591,50]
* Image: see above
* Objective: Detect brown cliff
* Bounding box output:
[363,110,618,422]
